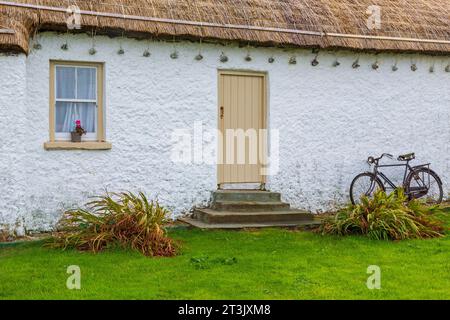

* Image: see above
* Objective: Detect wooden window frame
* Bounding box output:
[46,60,110,150]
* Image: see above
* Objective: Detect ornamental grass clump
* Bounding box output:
[320,189,446,240]
[47,192,177,257]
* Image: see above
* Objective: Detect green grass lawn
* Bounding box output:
[1,210,449,300]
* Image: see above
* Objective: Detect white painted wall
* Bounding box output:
[0,53,28,235]
[0,32,449,232]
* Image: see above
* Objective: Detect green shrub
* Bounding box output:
[47,192,177,257]
[320,189,446,240]
[0,229,9,242]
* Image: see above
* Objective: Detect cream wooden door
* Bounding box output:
[218,71,267,187]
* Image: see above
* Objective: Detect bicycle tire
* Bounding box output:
[405,168,443,204]
[350,173,385,205]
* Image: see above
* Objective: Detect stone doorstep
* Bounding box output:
[213,190,282,202]
[181,190,318,229]
[211,200,291,212]
[179,216,321,229]
[194,208,314,224]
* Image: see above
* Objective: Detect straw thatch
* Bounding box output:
[0,0,449,54]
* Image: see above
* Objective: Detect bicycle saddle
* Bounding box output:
[398,153,415,161]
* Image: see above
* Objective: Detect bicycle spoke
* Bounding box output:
[407,169,442,204]
[351,174,382,204]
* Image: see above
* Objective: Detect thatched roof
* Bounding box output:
[1,0,449,54]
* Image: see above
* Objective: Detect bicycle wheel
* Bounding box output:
[405,168,443,204]
[350,173,384,205]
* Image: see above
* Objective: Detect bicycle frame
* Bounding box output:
[374,163,409,190]
[372,161,431,195]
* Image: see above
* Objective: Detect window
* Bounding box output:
[49,61,105,143]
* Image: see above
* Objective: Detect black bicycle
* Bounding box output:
[350,153,443,205]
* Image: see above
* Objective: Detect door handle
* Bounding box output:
[220,106,224,119]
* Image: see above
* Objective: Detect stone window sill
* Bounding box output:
[44,141,112,150]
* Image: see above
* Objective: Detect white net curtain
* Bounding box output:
[55,66,97,134]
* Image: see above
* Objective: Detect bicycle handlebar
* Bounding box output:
[367,153,393,164]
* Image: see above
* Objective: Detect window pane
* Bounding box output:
[55,102,96,133]
[77,68,96,100]
[56,67,76,99]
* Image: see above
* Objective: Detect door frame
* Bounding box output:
[217,70,268,189]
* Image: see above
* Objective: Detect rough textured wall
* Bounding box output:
[0,53,28,234]
[0,32,449,232]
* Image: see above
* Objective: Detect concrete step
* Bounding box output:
[211,200,290,212]
[213,190,281,202]
[194,208,313,224]
[179,216,320,229]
